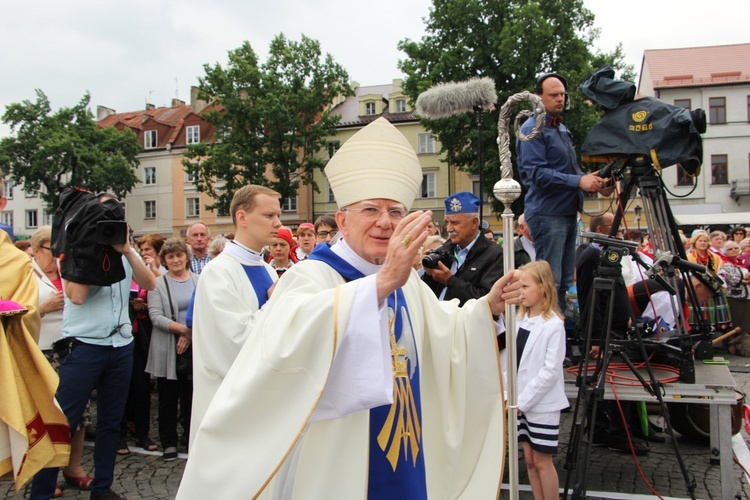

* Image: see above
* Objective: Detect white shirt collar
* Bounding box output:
[330,238,382,276]
[223,240,263,266]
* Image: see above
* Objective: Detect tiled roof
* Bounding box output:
[332,83,416,128]
[98,104,218,148]
[642,43,750,89]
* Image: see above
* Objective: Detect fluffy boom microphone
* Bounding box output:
[415,77,497,118]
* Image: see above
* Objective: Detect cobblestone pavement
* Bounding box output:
[4,354,750,499]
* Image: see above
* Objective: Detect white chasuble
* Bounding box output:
[178,242,505,500]
[189,246,277,446]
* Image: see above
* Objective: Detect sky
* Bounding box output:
[1,0,748,137]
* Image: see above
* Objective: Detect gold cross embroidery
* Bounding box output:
[377,303,421,471]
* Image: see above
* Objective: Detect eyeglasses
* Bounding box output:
[316,230,338,238]
[39,245,52,251]
[343,205,407,221]
[726,246,740,251]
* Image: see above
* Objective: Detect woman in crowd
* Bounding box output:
[731,226,747,244]
[146,238,199,461]
[688,230,732,333]
[30,226,93,495]
[117,234,166,455]
[268,227,298,277]
[740,238,750,270]
[295,223,316,260]
[208,235,228,258]
[137,233,166,277]
[721,240,750,333]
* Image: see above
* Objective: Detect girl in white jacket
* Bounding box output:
[514,260,568,500]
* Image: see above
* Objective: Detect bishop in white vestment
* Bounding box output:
[178,118,513,499]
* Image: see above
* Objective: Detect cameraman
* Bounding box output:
[422,191,504,306]
[31,194,156,500]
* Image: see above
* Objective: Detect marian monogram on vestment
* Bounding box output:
[377,304,421,471]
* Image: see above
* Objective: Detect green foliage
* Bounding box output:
[398,0,634,216]
[183,34,353,214]
[0,90,141,211]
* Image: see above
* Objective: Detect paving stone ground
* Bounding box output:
[5,354,750,499]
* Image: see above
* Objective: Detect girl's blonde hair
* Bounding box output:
[517,260,563,320]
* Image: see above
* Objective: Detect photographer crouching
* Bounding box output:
[31,191,156,500]
[422,191,504,306]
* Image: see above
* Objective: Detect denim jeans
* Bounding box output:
[527,213,578,310]
[30,341,134,499]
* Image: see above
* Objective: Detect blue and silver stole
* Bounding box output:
[308,244,427,499]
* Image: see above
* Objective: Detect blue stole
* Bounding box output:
[241,265,273,308]
[308,244,427,499]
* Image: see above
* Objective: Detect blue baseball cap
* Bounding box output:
[444,191,481,214]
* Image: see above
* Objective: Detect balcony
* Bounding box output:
[731,179,750,202]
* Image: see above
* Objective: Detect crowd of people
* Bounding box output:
[1,71,749,500]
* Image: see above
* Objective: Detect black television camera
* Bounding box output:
[52,188,128,286]
[422,248,454,269]
[97,220,129,246]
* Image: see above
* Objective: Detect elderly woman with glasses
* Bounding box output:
[30,226,94,495]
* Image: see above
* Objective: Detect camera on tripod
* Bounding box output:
[422,248,454,269]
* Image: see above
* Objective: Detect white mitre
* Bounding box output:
[324,117,422,210]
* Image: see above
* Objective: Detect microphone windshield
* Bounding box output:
[415,77,497,119]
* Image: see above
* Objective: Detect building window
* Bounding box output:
[418,133,436,154]
[365,102,376,115]
[709,97,726,125]
[281,196,298,212]
[676,165,694,186]
[711,154,728,185]
[420,173,436,198]
[144,166,156,185]
[217,205,230,217]
[25,209,38,229]
[327,182,336,203]
[186,125,200,144]
[396,99,406,113]
[3,180,13,200]
[747,96,750,123]
[1,211,13,228]
[144,200,156,220]
[326,141,340,160]
[186,197,200,218]
[186,166,198,184]
[674,99,691,110]
[25,188,37,198]
[144,130,158,149]
[43,211,53,226]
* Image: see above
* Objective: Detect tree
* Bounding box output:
[397,0,634,215]
[183,34,353,214]
[0,90,141,211]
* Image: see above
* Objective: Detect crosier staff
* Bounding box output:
[493,91,545,499]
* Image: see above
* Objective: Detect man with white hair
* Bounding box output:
[186,222,211,274]
[178,117,518,499]
[422,191,504,306]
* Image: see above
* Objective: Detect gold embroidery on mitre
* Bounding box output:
[449,197,462,212]
[377,304,422,471]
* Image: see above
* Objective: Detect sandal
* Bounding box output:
[136,436,158,451]
[63,472,94,490]
[53,484,63,498]
[116,438,130,456]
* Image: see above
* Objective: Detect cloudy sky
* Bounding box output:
[1,0,747,137]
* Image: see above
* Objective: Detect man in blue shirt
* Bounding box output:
[517,73,612,309]
[31,195,156,500]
